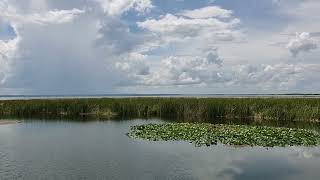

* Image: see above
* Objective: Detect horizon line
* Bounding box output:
[0,93,319,97]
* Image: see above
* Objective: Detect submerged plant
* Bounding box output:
[128,123,320,147]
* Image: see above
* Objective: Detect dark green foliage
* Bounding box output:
[0,98,319,122]
[129,123,320,147]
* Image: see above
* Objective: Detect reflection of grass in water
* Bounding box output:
[128,123,320,147]
[0,120,18,125]
[0,98,319,122]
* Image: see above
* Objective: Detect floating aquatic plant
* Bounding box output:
[128,123,320,147]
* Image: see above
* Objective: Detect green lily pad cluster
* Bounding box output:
[128,123,320,147]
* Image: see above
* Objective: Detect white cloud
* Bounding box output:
[0,0,127,93]
[138,14,239,33]
[1,7,84,25]
[180,6,232,19]
[95,0,153,16]
[126,49,226,86]
[116,52,150,76]
[0,38,18,59]
[0,0,319,94]
[116,51,320,91]
[1,2,247,93]
[286,32,318,57]
[0,36,19,84]
[230,63,320,91]
[232,64,300,86]
[136,5,244,57]
[126,5,244,88]
[138,13,241,43]
[95,17,150,55]
[27,9,85,24]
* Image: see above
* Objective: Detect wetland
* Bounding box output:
[1,97,320,179]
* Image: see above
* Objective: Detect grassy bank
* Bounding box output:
[128,123,320,147]
[0,98,319,122]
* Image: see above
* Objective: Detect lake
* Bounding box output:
[1,119,320,180]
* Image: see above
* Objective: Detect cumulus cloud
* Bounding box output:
[116,52,320,92]
[115,52,150,76]
[125,49,226,86]
[180,6,232,19]
[138,14,239,33]
[95,17,148,55]
[108,5,243,89]
[137,13,241,43]
[0,38,18,59]
[26,9,85,24]
[0,0,319,94]
[134,5,244,66]
[0,0,131,93]
[0,37,19,84]
[223,63,318,91]
[286,32,318,57]
[116,49,320,91]
[0,0,163,94]
[119,5,244,87]
[233,64,299,84]
[95,0,153,16]
[2,8,84,25]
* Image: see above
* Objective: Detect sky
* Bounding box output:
[0,0,319,95]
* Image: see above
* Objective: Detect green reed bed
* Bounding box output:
[0,98,319,122]
[128,123,320,147]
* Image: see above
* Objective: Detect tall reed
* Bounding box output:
[0,98,319,122]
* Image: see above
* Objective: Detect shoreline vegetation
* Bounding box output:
[129,123,320,147]
[0,98,319,122]
[1,97,319,147]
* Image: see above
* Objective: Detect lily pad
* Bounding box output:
[128,123,320,147]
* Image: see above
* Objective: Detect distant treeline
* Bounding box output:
[0,98,319,122]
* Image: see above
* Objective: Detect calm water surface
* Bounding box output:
[0,119,320,180]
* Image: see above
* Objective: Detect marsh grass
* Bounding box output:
[128,123,320,147]
[0,98,319,122]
